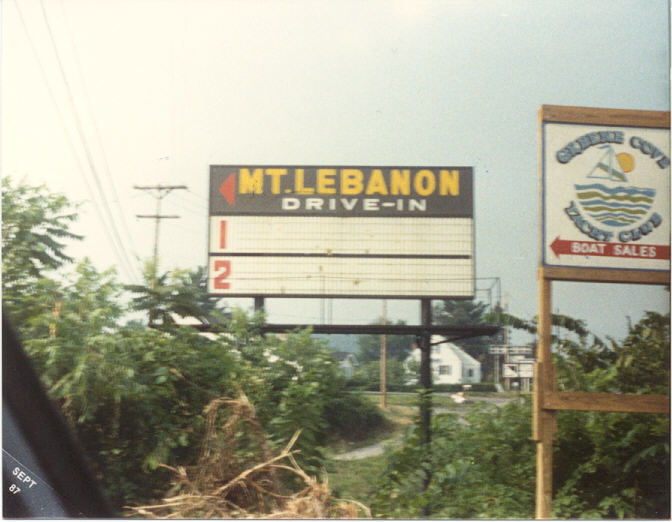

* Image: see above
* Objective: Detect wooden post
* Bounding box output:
[535,106,670,517]
[535,273,555,519]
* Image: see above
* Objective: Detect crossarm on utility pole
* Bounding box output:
[134,184,188,297]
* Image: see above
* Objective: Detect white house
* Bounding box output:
[330,351,358,379]
[405,338,481,385]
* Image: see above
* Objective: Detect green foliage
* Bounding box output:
[357,319,414,362]
[21,261,239,507]
[554,410,669,519]
[486,308,605,346]
[615,312,669,395]
[126,261,228,326]
[370,312,669,518]
[434,299,496,358]
[2,177,82,328]
[247,327,350,473]
[433,298,489,326]
[328,454,389,508]
[2,177,82,278]
[324,393,387,441]
[371,400,535,518]
[552,312,670,519]
[2,179,371,512]
[5,179,668,518]
[347,359,410,390]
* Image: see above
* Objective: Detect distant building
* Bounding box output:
[169,313,220,340]
[405,338,481,385]
[330,351,359,379]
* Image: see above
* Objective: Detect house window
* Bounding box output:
[467,368,474,377]
[439,365,452,375]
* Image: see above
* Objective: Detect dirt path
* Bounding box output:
[332,396,515,461]
[333,434,403,460]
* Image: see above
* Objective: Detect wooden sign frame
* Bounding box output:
[535,105,670,519]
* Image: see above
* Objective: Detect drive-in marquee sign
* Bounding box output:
[207,165,474,298]
[542,114,670,273]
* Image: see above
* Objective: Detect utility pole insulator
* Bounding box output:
[134,184,188,287]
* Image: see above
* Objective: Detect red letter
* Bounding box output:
[214,260,231,290]
[220,220,227,249]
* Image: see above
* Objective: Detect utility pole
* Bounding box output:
[134,184,187,287]
[380,299,387,409]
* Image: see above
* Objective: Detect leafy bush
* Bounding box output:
[370,312,669,519]
[370,399,535,518]
[551,312,670,519]
[324,393,388,442]
[26,320,239,507]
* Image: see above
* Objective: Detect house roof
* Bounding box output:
[440,341,480,367]
[405,339,481,368]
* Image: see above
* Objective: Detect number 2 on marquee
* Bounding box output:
[214,260,231,290]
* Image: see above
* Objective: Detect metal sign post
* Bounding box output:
[535,105,670,519]
[203,163,497,518]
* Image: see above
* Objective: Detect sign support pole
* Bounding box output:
[535,105,670,519]
[380,299,388,409]
[254,296,264,312]
[534,273,555,519]
[419,298,432,517]
[419,298,432,444]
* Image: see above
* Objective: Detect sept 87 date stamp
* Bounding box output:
[9,464,38,495]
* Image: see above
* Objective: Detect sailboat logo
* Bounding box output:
[574,145,655,228]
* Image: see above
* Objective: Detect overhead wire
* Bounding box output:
[185,187,209,203]
[12,0,139,284]
[36,0,140,283]
[57,0,141,268]
[168,197,208,217]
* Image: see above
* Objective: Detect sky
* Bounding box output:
[2,0,670,343]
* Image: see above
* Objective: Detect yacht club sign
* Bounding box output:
[542,121,670,272]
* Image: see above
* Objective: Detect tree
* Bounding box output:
[552,312,670,519]
[371,400,535,518]
[433,299,496,359]
[348,358,411,390]
[1,180,393,515]
[357,319,414,362]
[2,177,82,329]
[370,312,669,519]
[126,262,228,327]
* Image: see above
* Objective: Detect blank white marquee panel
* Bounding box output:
[209,216,473,256]
[207,255,474,297]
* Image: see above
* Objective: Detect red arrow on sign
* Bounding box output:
[550,237,670,260]
[550,237,596,257]
[219,173,236,206]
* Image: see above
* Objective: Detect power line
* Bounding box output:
[134,184,188,282]
[36,0,140,283]
[170,194,208,215]
[13,0,139,284]
[184,188,209,204]
[56,0,140,265]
